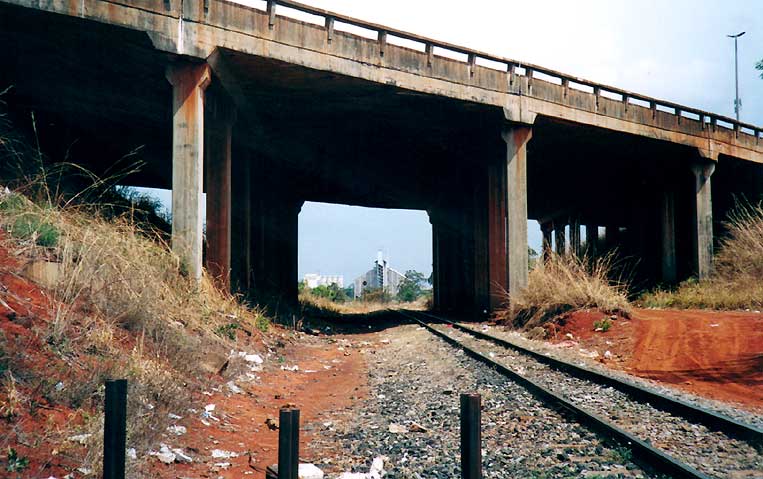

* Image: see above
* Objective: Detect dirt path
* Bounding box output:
[627,309,763,409]
[147,334,371,479]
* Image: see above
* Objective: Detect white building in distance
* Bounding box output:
[304,273,344,289]
[353,251,406,299]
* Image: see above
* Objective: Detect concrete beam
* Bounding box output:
[503,125,532,298]
[205,89,236,289]
[166,62,211,281]
[691,160,716,279]
[660,190,677,284]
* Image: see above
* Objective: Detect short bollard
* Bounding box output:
[103,379,127,479]
[460,393,482,479]
[278,407,300,479]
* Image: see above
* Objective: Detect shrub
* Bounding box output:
[497,252,631,329]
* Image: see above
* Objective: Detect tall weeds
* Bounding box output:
[497,252,631,329]
[642,202,763,310]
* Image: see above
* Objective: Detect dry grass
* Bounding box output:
[497,252,631,329]
[0,191,269,475]
[299,291,427,316]
[641,202,763,310]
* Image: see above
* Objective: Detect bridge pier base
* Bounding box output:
[691,160,715,279]
[166,62,211,282]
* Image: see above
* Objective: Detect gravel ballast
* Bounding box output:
[435,323,763,479]
[313,324,653,478]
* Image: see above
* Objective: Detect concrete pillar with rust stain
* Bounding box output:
[541,222,553,262]
[166,62,211,282]
[585,224,598,259]
[691,160,715,279]
[660,190,677,284]
[554,223,566,255]
[503,126,531,297]
[486,125,531,308]
[205,90,236,289]
[487,151,508,309]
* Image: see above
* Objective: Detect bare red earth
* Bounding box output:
[152,339,369,479]
[0,234,370,478]
[550,308,763,411]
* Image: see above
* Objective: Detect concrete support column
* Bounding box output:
[487,154,508,309]
[554,223,566,255]
[691,160,716,279]
[660,190,677,284]
[230,149,251,294]
[503,126,531,298]
[429,214,441,311]
[166,62,211,282]
[205,92,236,289]
[585,224,598,259]
[604,225,619,252]
[541,222,553,262]
[569,220,581,257]
[285,202,302,306]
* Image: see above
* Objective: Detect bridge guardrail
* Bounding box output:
[245,0,761,141]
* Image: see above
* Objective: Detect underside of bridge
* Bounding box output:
[3,4,763,317]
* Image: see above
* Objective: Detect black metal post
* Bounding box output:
[278,407,300,479]
[460,393,482,479]
[103,379,127,479]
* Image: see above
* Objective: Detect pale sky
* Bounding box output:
[141,1,763,284]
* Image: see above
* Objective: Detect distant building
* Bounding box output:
[353,251,406,299]
[304,273,344,289]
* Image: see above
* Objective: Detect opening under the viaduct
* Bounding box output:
[298,202,433,305]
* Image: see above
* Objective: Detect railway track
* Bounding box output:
[396,310,763,479]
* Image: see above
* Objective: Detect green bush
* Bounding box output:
[12,214,59,247]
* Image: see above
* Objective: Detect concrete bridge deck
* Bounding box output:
[2,0,762,314]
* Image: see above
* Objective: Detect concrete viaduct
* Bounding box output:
[2,0,763,316]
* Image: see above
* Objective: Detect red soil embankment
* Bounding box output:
[628,308,763,409]
[553,308,763,410]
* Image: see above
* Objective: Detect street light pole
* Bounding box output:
[727,31,745,122]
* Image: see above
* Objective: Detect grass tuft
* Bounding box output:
[496,252,631,329]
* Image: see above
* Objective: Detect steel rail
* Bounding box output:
[396,309,715,479]
[412,310,763,449]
